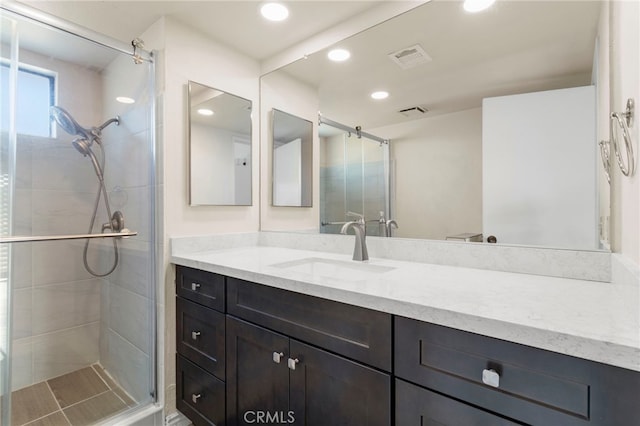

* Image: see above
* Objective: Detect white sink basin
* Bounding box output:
[270,257,395,281]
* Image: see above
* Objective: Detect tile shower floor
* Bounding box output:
[11,364,136,426]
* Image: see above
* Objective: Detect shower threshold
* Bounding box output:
[11,364,137,426]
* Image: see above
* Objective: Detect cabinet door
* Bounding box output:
[396,379,523,426]
[289,339,390,426]
[226,316,289,426]
[177,297,225,380]
[177,355,226,426]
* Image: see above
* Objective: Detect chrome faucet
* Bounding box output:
[340,211,369,261]
[386,219,398,237]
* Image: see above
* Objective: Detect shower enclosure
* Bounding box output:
[319,122,391,236]
[1,5,157,425]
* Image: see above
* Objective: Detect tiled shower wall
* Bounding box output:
[10,44,155,407]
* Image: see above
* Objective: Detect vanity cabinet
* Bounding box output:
[174,264,640,426]
[226,317,390,425]
[395,316,640,426]
[176,265,227,426]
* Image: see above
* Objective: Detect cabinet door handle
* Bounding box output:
[191,282,201,291]
[287,358,299,371]
[482,368,500,388]
[192,393,202,404]
[273,352,284,364]
[191,331,201,340]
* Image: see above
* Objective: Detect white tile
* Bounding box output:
[13,188,32,235]
[31,189,96,235]
[32,322,100,382]
[105,330,151,403]
[32,279,101,335]
[31,141,97,192]
[105,185,153,243]
[108,283,151,354]
[12,288,32,339]
[11,242,32,289]
[11,337,33,391]
[110,239,153,298]
[32,240,97,286]
[104,130,151,189]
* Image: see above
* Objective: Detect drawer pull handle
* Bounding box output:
[191,331,201,340]
[288,358,299,371]
[192,393,202,404]
[191,282,201,291]
[482,368,500,388]
[273,352,284,364]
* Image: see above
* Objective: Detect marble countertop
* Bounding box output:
[171,246,640,372]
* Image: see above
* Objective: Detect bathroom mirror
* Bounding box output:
[259,0,610,251]
[188,81,252,206]
[271,109,313,207]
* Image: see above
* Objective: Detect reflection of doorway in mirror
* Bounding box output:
[233,136,251,205]
[273,138,302,205]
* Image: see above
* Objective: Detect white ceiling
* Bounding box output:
[8,0,602,135]
[277,0,602,131]
[19,0,393,61]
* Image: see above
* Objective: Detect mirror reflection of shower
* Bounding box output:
[50,106,125,277]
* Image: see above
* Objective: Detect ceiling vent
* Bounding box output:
[398,106,429,118]
[388,44,432,70]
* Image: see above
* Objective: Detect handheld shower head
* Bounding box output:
[50,106,92,139]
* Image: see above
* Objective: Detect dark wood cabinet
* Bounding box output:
[175,265,640,426]
[396,378,524,426]
[395,316,640,426]
[226,316,390,426]
[177,355,226,426]
[227,277,392,372]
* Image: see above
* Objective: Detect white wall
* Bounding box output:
[372,108,483,241]
[260,70,319,231]
[610,0,640,265]
[140,16,261,415]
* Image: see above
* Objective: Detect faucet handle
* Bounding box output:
[346,211,365,223]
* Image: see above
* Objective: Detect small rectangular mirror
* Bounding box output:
[272,109,313,207]
[188,81,252,206]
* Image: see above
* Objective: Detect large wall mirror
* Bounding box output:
[188,81,252,206]
[272,109,313,207]
[260,0,609,251]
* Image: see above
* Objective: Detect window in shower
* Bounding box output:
[0,61,56,137]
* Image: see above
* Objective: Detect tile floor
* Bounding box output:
[11,364,136,426]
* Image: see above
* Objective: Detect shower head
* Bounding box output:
[50,106,92,140]
[72,138,92,156]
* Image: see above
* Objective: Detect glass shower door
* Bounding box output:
[320,128,390,236]
[0,7,157,425]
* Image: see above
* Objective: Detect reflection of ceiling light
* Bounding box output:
[261,3,289,21]
[116,96,135,104]
[371,91,389,100]
[197,109,214,116]
[463,0,496,13]
[328,48,350,62]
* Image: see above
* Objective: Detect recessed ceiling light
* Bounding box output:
[261,2,289,21]
[197,108,214,116]
[463,0,496,13]
[116,96,135,104]
[371,91,389,100]
[328,48,351,62]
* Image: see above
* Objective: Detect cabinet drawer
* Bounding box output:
[227,277,392,371]
[395,316,640,425]
[176,265,225,312]
[396,379,522,425]
[177,355,225,426]
[177,297,225,380]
